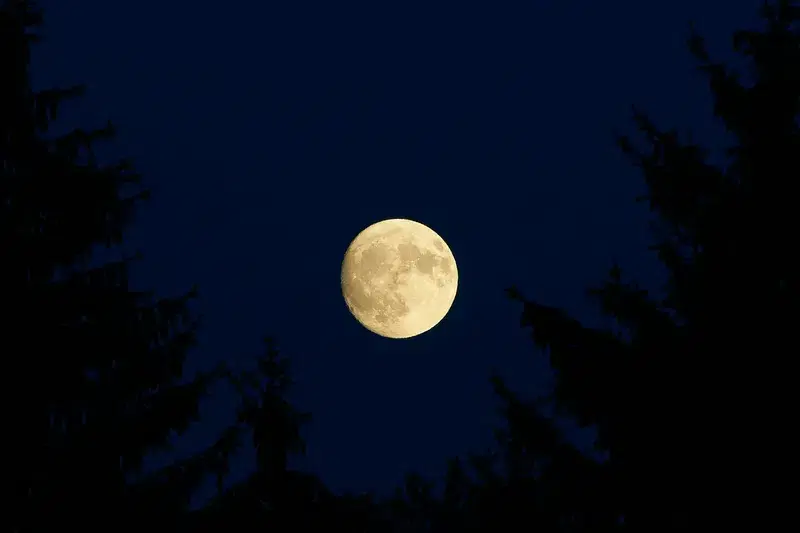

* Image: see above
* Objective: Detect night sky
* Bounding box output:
[32,0,757,502]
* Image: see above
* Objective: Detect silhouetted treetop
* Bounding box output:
[498,0,796,529]
[3,2,240,530]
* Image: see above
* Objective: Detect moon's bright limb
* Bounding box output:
[341,218,458,339]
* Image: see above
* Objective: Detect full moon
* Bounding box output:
[341,218,458,339]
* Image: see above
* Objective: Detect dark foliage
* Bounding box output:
[1,1,240,530]
[497,0,797,530]
[187,338,394,533]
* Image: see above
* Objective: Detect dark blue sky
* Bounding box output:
[32,0,756,501]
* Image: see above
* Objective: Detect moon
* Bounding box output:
[341,218,458,339]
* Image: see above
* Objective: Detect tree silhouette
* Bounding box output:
[497,0,797,530]
[2,2,240,530]
[382,393,618,532]
[189,337,314,532]
[188,338,394,533]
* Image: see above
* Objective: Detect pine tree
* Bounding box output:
[190,338,399,533]
[500,0,797,529]
[1,2,240,530]
[383,393,615,532]
[188,337,318,532]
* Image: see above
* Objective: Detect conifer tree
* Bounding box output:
[189,338,321,532]
[1,2,240,530]
[499,0,797,529]
[190,338,400,533]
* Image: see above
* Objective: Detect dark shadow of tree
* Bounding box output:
[3,2,239,530]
